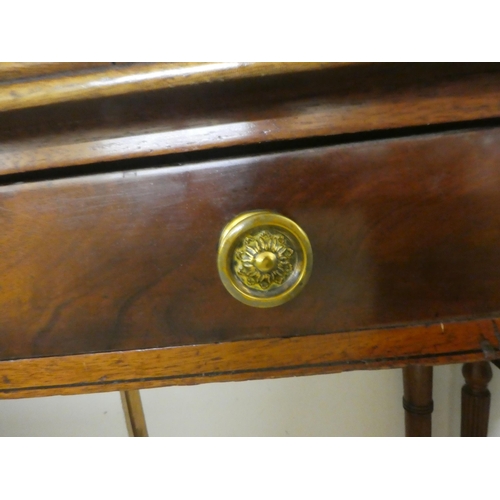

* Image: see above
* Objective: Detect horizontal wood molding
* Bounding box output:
[0,62,345,113]
[2,64,500,176]
[0,62,120,82]
[0,317,499,399]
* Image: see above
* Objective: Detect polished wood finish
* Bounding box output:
[2,64,500,176]
[0,318,497,399]
[0,62,345,113]
[0,62,117,82]
[403,365,433,437]
[1,63,500,437]
[120,390,148,437]
[461,361,493,437]
[2,128,500,360]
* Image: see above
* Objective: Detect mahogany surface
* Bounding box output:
[1,63,500,413]
[0,62,118,82]
[2,127,500,362]
[0,318,498,399]
[0,62,343,113]
[2,63,500,175]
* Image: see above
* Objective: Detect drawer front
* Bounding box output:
[1,128,500,361]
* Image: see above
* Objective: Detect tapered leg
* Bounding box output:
[461,361,492,437]
[402,365,433,437]
[120,390,149,437]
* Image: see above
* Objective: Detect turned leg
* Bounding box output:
[402,365,434,437]
[461,361,492,437]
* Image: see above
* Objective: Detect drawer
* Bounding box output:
[1,127,500,361]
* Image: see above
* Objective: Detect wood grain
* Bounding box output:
[2,64,500,175]
[3,61,500,428]
[0,63,118,82]
[0,317,498,399]
[3,128,500,360]
[0,62,346,112]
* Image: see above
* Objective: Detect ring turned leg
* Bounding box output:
[402,365,434,437]
[461,361,492,437]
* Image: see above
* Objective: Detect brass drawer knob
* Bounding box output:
[217,211,313,307]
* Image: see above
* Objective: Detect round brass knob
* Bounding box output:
[217,211,313,307]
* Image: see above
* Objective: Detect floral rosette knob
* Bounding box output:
[218,211,313,308]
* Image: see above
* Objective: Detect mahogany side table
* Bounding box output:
[1,62,499,436]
